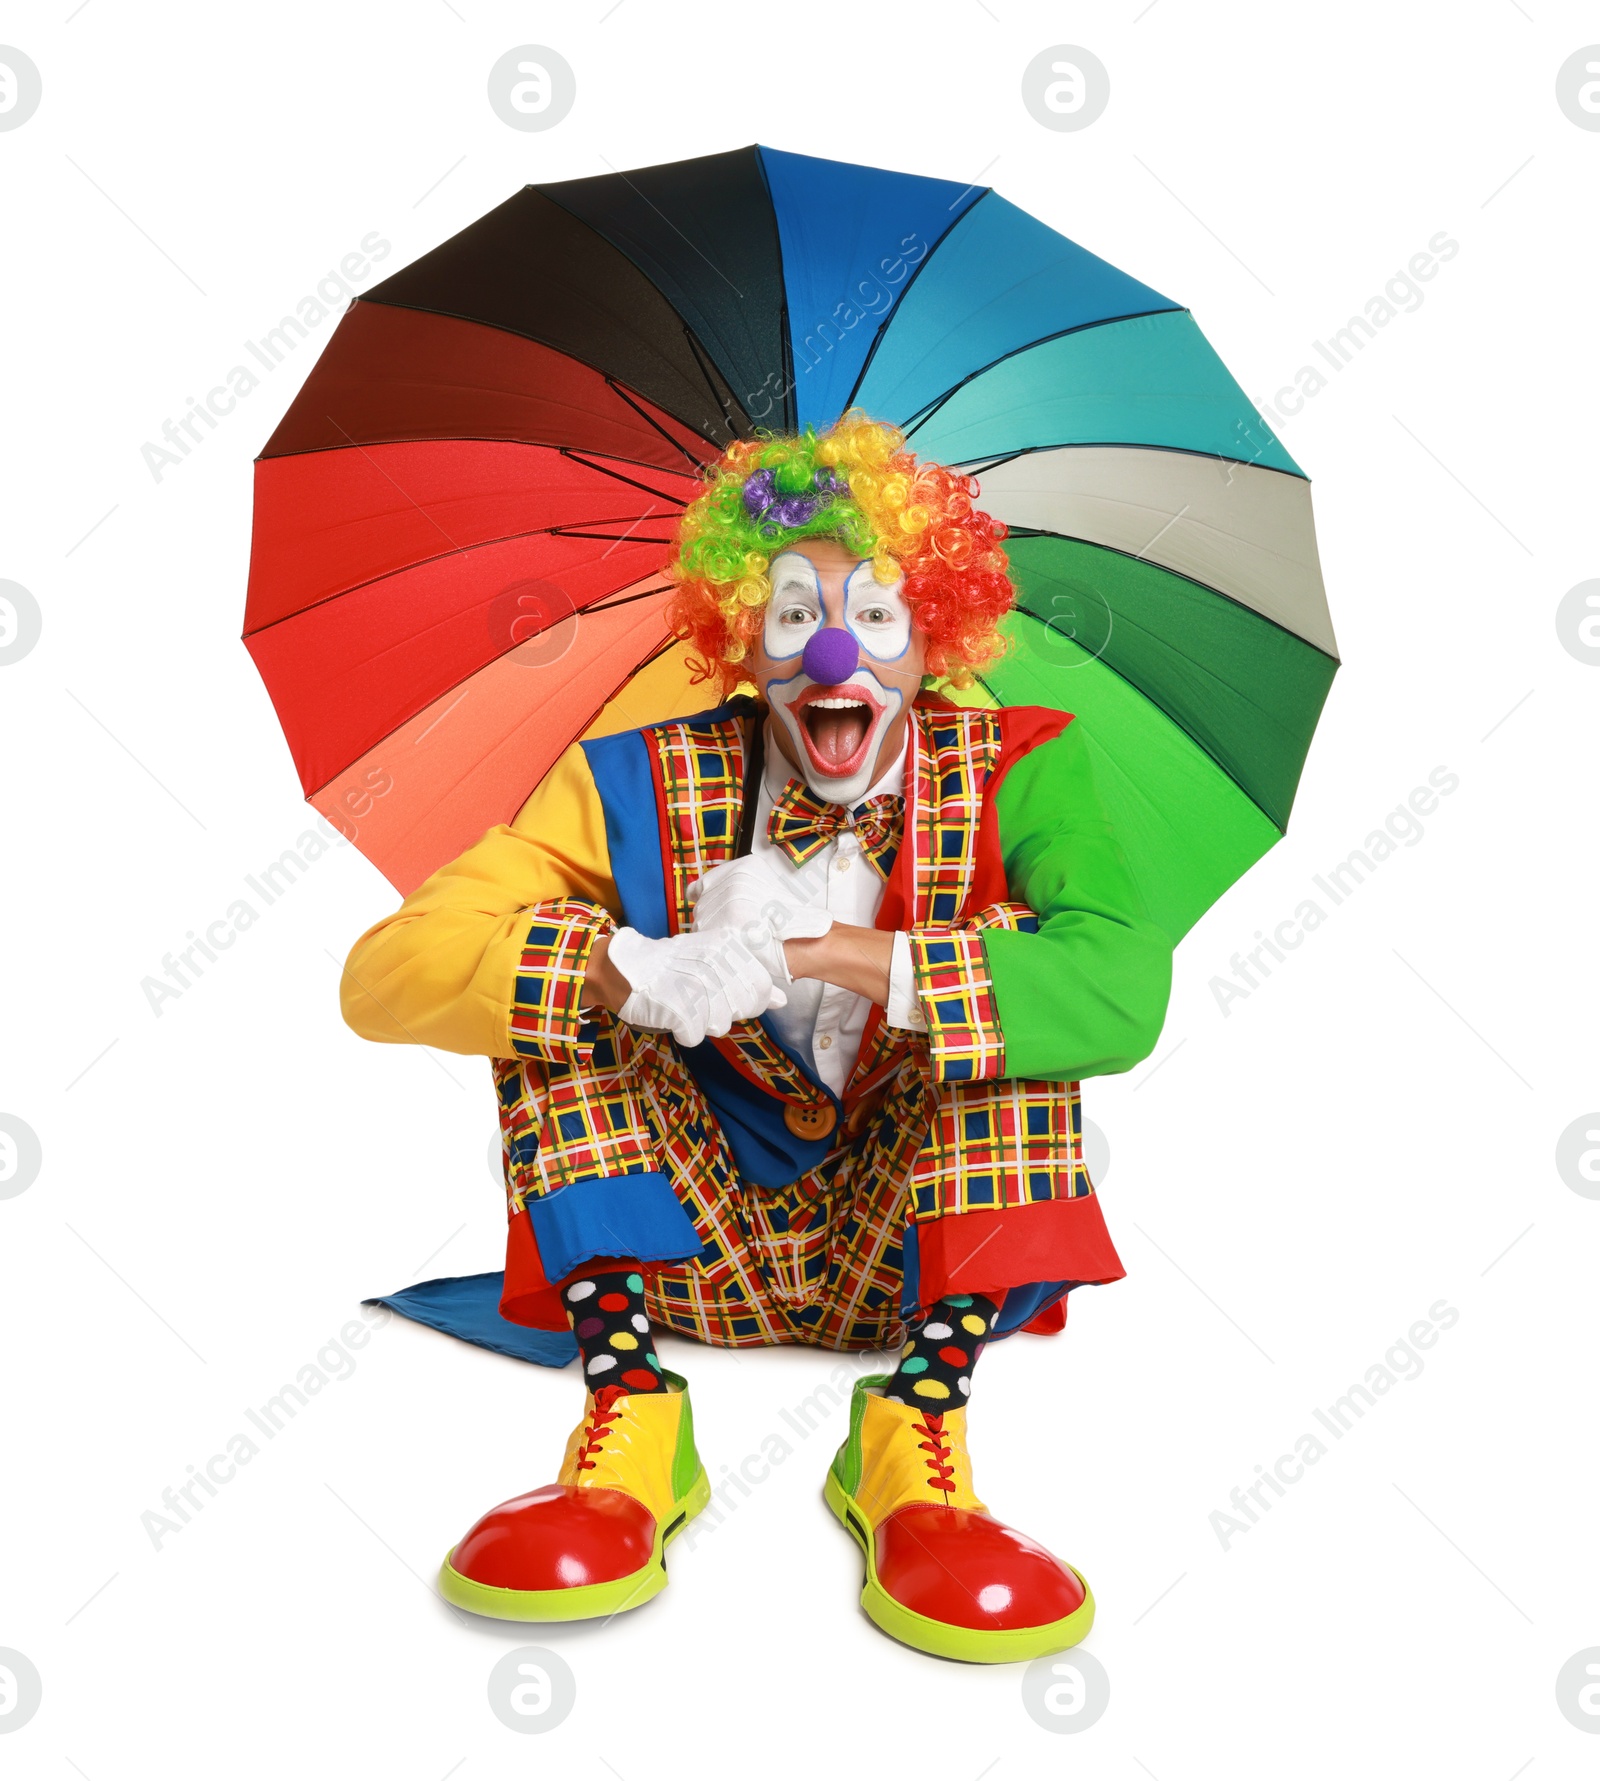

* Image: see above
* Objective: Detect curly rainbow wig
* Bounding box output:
[665,410,1016,693]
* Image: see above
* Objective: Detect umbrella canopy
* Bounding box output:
[244,144,1336,940]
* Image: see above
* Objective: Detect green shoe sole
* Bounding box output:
[438,1467,712,1622]
[824,1469,1096,1663]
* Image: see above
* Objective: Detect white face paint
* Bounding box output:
[768,668,902,807]
[762,552,823,659]
[759,552,897,805]
[758,548,917,805]
[844,560,911,660]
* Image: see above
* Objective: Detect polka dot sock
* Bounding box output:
[882,1292,1000,1409]
[561,1264,668,1396]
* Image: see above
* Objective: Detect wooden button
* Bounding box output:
[784,1100,837,1141]
[844,1093,882,1139]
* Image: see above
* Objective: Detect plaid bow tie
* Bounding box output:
[766,778,904,880]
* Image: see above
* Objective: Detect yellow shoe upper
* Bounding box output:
[555,1375,701,1519]
[827,1377,1094,1657]
[843,1384,989,1526]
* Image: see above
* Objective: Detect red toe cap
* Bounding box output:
[451,1484,656,1591]
[874,1504,1086,1631]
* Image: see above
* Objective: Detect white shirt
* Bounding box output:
[751,724,926,1094]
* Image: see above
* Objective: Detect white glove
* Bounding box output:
[607,925,784,1048]
[687,855,834,986]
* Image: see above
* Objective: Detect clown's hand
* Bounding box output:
[606,926,783,1048]
[688,855,834,986]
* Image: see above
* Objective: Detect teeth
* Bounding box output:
[808,697,868,710]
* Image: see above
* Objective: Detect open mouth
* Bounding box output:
[793,683,884,778]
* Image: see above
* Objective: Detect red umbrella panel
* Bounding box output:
[245,304,715,891]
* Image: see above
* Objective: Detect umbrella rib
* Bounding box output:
[979,635,1288,837]
[587,581,672,611]
[297,581,680,799]
[995,609,1324,833]
[1018,590,1321,732]
[896,306,1188,439]
[548,527,677,544]
[752,146,798,433]
[680,324,742,435]
[604,377,715,470]
[958,438,1312,486]
[305,622,684,811]
[558,446,699,505]
[1010,526,1338,663]
[1128,631,1335,817]
[1007,514,1312,587]
[841,185,996,416]
[243,521,671,639]
[259,428,705,481]
[319,416,472,560]
[321,289,742,450]
[593,154,746,298]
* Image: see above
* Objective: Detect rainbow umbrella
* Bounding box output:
[245,145,1337,939]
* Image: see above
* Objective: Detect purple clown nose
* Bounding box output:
[801,626,859,686]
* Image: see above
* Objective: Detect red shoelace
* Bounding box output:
[914,1413,957,1497]
[573,1384,627,1471]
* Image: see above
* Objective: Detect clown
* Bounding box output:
[341,411,1172,1661]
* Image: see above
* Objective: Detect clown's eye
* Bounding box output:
[845,574,911,661]
[778,603,817,626]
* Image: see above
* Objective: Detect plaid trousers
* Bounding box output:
[495,995,1100,1352]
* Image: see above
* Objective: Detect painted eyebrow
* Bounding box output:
[769,555,821,584]
[846,560,904,601]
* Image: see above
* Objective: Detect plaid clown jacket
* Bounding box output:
[341,695,1172,1328]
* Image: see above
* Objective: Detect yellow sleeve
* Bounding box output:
[339,743,620,1057]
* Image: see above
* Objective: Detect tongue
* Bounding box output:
[806,705,870,769]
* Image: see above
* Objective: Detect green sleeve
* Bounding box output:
[985,721,1173,1080]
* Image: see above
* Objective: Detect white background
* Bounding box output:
[2,2,1596,1774]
